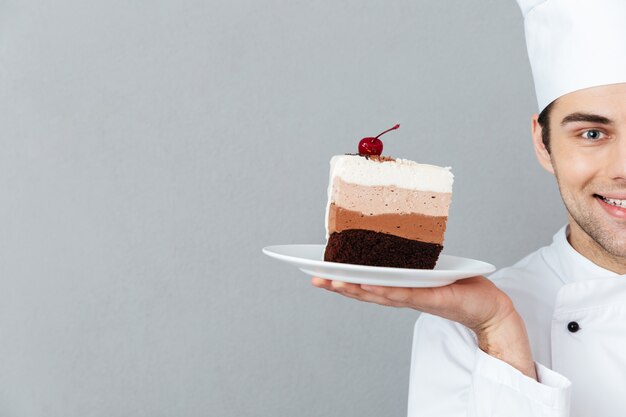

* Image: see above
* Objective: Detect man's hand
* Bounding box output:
[312,276,537,380]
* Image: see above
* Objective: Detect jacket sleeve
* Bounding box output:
[407,313,571,417]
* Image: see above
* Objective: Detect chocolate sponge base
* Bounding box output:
[324,229,443,269]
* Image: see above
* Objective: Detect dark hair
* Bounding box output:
[537,100,554,153]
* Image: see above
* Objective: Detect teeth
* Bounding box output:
[599,196,626,207]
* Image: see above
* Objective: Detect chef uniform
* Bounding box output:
[407,1,626,416]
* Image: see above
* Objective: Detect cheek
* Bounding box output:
[551,146,602,190]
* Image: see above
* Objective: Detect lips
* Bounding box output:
[596,194,626,207]
[594,194,626,219]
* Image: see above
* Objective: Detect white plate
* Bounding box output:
[262,244,496,288]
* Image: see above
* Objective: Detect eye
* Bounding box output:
[581,129,604,140]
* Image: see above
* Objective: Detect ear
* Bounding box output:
[532,114,554,174]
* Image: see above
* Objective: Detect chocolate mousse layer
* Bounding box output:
[324,229,442,269]
[327,204,447,244]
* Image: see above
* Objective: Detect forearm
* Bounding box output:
[476,310,537,380]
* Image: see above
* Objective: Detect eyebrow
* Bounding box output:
[561,112,613,126]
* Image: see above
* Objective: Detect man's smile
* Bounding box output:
[594,194,626,218]
[595,194,626,207]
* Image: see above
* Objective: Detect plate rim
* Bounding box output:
[262,244,496,276]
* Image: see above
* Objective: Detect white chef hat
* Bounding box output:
[516,0,626,112]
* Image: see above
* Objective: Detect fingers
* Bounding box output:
[312,277,359,292]
[339,283,407,307]
[311,277,362,294]
[361,284,432,305]
[311,277,407,307]
[311,276,332,289]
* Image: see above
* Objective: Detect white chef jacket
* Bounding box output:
[407,225,626,417]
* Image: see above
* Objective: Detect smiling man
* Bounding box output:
[313,1,626,416]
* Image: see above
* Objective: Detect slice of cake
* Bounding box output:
[324,154,453,269]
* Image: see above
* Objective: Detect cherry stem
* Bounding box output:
[374,124,400,139]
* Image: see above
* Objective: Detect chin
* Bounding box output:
[577,217,626,259]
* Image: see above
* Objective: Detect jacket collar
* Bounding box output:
[550,225,620,285]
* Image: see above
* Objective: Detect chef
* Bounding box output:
[312,0,626,415]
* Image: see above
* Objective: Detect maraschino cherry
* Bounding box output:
[358,124,400,156]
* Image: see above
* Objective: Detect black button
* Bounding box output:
[567,321,580,333]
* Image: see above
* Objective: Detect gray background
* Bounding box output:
[0,1,565,416]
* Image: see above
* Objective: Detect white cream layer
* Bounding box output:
[328,155,453,192]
